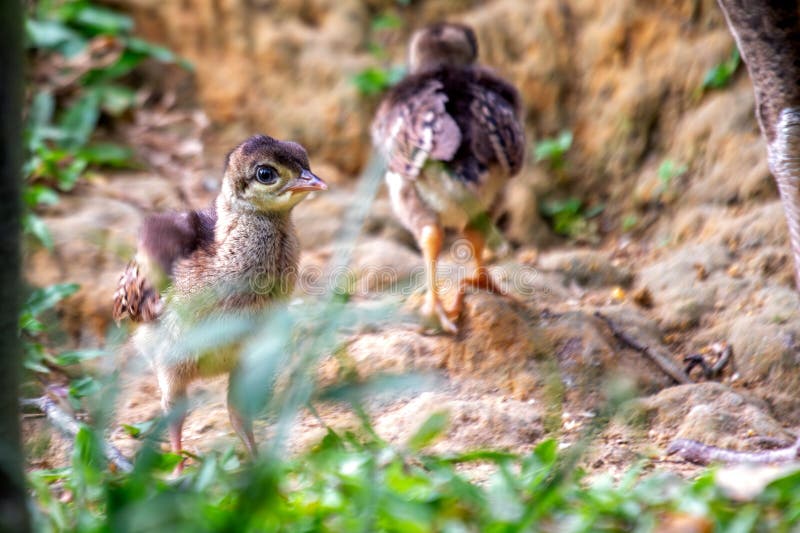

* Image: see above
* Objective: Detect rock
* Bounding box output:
[544,306,675,397]
[494,261,572,306]
[373,391,544,454]
[638,243,733,330]
[344,327,444,376]
[718,202,790,252]
[538,249,633,288]
[636,382,793,450]
[297,237,421,297]
[693,285,800,423]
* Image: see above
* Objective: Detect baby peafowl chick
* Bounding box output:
[371,22,526,333]
[113,134,326,460]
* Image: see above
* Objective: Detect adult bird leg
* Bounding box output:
[419,224,458,334]
[227,371,257,457]
[718,0,800,290]
[460,226,505,294]
[449,225,506,319]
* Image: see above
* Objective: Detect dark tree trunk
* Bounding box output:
[0,0,30,531]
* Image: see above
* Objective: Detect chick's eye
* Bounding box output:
[255,165,278,185]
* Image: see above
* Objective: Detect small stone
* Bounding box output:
[632,286,654,308]
[727,264,743,278]
[611,286,626,302]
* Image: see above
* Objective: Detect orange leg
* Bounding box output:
[450,227,505,318]
[419,224,458,334]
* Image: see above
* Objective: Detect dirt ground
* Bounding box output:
[22,0,800,494]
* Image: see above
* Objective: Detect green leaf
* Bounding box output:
[96,84,137,115]
[657,159,687,184]
[52,349,106,366]
[352,66,405,96]
[125,37,180,64]
[72,425,104,484]
[23,184,59,208]
[59,91,101,149]
[407,411,448,451]
[22,212,54,250]
[701,47,740,91]
[78,142,134,167]
[28,90,55,131]
[539,197,585,237]
[584,203,605,218]
[533,438,558,465]
[69,375,100,401]
[66,3,134,35]
[23,342,50,373]
[121,420,156,439]
[25,18,87,57]
[81,49,146,85]
[24,359,51,373]
[534,131,573,165]
[57,157,89,191]
[22,283,80,322]
[621,214,638,232]
[372,13,403,31]
[539,197,581,217]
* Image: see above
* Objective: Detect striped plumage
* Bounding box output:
[371,22,525,333]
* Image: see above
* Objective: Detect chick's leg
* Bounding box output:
[419,224,458,334]
[449,226,505,319]
[156,368,188,472]
[227,371,257,457]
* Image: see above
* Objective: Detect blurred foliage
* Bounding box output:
[654,158,687,204]
[352,11,406,96]
[621,213,639,232]
[20,282,107,409]
[534,130,573,170]
[701,47,740,92]
[28,418,800,532]
[352,66,406,97]
[540,197,603,240]
[23,0,187,248]
[657,159,687,187]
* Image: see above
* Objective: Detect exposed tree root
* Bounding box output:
[21,396,133,473]
[667,437,800,466]
[593,311,691,385]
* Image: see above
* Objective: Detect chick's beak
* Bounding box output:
[285,169,327,194]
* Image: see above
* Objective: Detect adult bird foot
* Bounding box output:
[447,270,507,324]
[459,270,505,297]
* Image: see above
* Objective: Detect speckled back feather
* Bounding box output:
[372,65,524,186]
